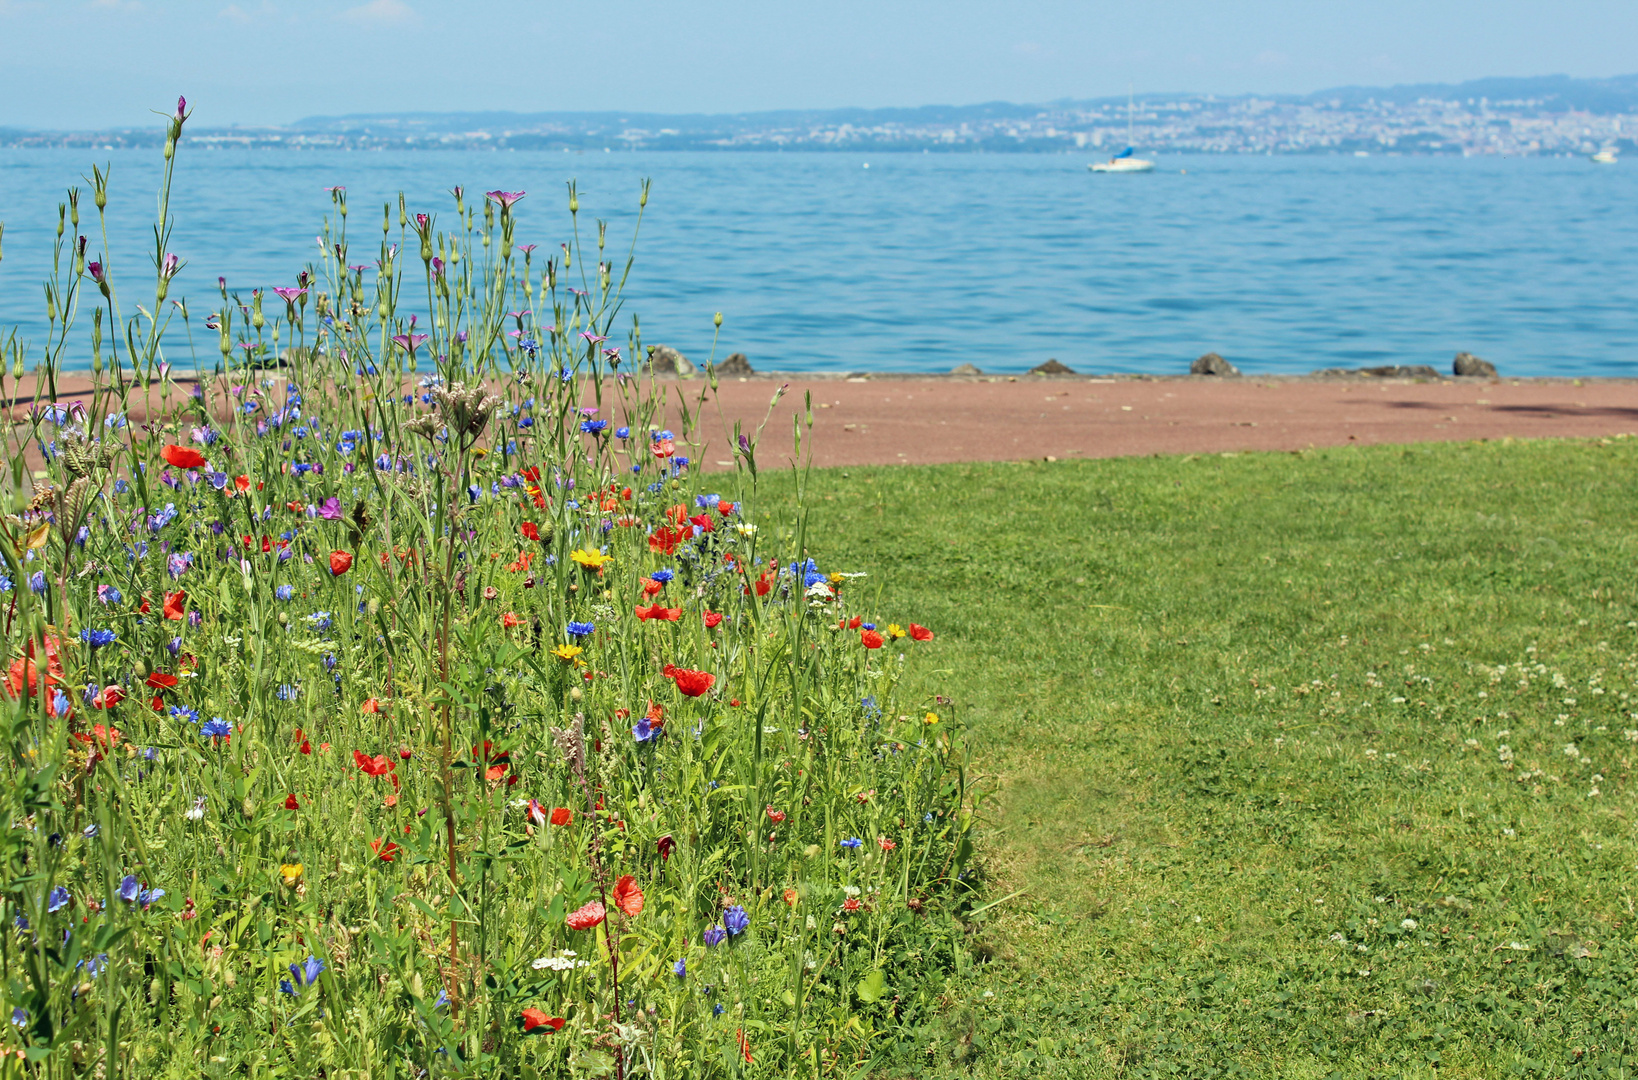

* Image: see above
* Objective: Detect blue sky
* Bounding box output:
[1,0,1635,129]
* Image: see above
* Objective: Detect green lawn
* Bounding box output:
[760,436,1638,1079]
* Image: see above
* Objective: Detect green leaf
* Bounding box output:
[855,969,886,1003]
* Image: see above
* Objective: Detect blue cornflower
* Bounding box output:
[713,1003,725,1016]
[615,426,630,440]
[702,925,726,947]
[117,875,140,903]
[695,493,721,509]
[723,905,749,936]
[79,629,116,647]
[275,585,294,601]
[242,401,260,415]
[10,1008,24,1028]
[170,705,200,725]
[306,612,332,630]
[839,837,863,849]
[633,718,656,743]
[82,824,98,838]
[653,429,675,441]
[861,696,881,718]
[518,416,534,429]
[276,683,301,700]
[673,958,686,979]
[650,568,675,584]
[200,719,232,740]
[113,479,129,494]
[47,886,70,913]
[77,954,108,979]
[28,572,47,595]
[566,621,595,638]
[138,886,164,907]
[861,622,876,631]
[580,419,608,435]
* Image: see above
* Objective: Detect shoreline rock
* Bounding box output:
[1311,364,1440,379]
[1030,359,1076,375]
[647,345,695,377]
[1454,351,1498,378]
[717,352,754,376]
[1191,352,1241,376]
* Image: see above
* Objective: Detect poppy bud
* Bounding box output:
[398,744,412,760]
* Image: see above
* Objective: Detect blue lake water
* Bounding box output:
[1,149,1635,376]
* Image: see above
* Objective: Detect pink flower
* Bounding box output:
[485,190,525,210]
[271,286,306,303]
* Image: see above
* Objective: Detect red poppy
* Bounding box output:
[737,1029,753,1064]
[651,438,675,459]
[860,630,884,650]
[261,536,271,553]
[847,616,862,629]
[139,597,151,614]
[657,834,675,861]
[501,612,524,628]
[520,521,540,542]
[369,838,399,861]
[635,604,681,622]
[668,667,716,698]
[521,1008,565,1033]
[329,550,353,576]
[163,590,187,621]
[565,901,605,930]
[908,623,934,641]
[718,501,736,516]
[361,697,384,714]
[702,611,723,629]
[640,577,664,597]
[160,445,207,469]
[92,685,124,709]
[234,475,251,493]
[613,874,644,917]
[284,793,300,810]
[145,671,179,690]
[353,750,393,777]
[753,571,776,597]
[688,513,715,533]
[550,807,572,826]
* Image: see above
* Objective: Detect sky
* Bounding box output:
[1,0,1636,129]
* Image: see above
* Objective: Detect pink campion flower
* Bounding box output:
[517,244,536,255]
[485,190,525,209]
[506,310,530,320]
[430,257,444,279]
[317,497,342,520]
[175,96,187,122]
[326,185,345,193]
[87,261,105,284]
[160,253,181,280]
[391,333,429,355]
[450,185,463,201]
[414,213,430,232]
[271,287,306,303]
[578,331,607,345]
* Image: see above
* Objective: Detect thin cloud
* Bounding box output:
[341,0,417,25]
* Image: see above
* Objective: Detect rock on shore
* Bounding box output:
[1191,352,1241,376]
[647,345,696,377]
[717,352,754,376]
[1030,359,1076,375]
[1454,351,1498,377]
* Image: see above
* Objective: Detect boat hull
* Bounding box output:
[1090,158,1156,173]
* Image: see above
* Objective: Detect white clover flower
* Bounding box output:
[1562,743,1580,758]
[1401,918,1418,930]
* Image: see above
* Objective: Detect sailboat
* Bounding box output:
[1091,86,1156,173]
[1591,148,1618,165]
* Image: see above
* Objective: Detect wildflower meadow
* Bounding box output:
[0,99,976,1077]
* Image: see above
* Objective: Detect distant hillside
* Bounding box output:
[1303,72,1638,112]
[4,74,1635,155]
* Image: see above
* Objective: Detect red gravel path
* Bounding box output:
[10,372,1638,471]
[684,374,1638,470]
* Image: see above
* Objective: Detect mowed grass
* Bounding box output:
[757,435,1638,1079]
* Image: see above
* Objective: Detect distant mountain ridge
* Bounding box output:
[288,73,1638,134]
[5,73,1636,155]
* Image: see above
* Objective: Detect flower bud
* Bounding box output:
[714,312,723,328]
[251,290,264,330]
[163,138,174,161]
[68,190,79,229]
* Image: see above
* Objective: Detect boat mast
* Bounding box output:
[1127,82,1134,149]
